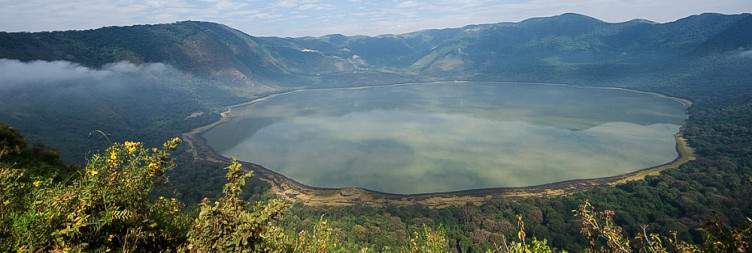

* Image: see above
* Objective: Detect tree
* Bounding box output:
[182,160,288,252]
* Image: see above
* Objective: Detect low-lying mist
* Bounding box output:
[0,59,239,162]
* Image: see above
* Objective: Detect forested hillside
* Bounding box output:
[0,21,288,93]
[3,13,751,88]
[1,123,750,252]
[0,59,244,162]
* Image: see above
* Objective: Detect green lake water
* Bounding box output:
[202,82,688,194]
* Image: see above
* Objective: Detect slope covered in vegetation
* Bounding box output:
[1,124,750,252]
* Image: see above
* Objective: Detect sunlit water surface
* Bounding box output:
[203,82,687,194]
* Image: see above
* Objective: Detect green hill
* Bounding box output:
[3,13,751,87]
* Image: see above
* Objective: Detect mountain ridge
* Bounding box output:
[2,13,750,92]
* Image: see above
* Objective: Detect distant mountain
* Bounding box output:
[0,22,289,94]
[692,14,752,54]
[2,13,750,92]
[266,13,752,82]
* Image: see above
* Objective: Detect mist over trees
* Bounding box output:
[0,59,241,162]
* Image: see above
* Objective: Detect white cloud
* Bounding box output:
[0,59,109,84]
[0,59,171,90]
[276,0,320,8]
[396,1,420,9]
[738,49,752,58]
[0,0,750,36]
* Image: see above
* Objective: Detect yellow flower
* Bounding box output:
[88,169,99,176]
[124,141,141,155]
[148,161,159,175]
[107,234,114,242]
[163,137,182,150]
[109,148,118,160]
[108,147,119,167]
[33,180,42,188]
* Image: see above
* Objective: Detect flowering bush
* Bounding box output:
[3,138,189,252]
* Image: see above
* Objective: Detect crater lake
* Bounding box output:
[202,82,688,194]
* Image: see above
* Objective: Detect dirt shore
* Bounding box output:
[182,82,695,208]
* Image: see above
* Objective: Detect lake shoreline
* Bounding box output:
[182,81,695,208]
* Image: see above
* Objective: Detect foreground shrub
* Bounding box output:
[4,138,189,252]
[182,160,288,252]
[402,225,451,253]
[575,200,751,253]
[1,125,750,252]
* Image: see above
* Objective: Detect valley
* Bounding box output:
[1,11,751,251]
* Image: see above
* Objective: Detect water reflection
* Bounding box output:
[203,82,687,194]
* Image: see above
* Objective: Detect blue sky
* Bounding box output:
[1,0,751,37]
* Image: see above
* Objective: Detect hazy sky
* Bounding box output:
[1,0,750,37]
